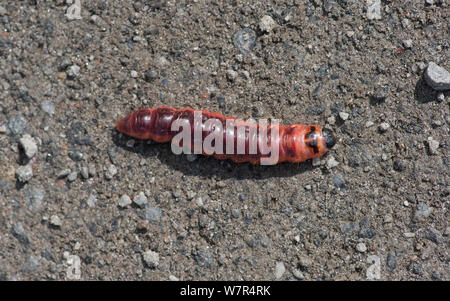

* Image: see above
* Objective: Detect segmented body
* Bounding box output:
[116,107,336,165]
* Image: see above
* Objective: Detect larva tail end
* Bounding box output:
[116,115,132,136]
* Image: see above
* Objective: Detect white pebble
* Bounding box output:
[143,250,159,268]
[379,122,390,132]
[365,121,374,128]
[50,215,62,227]
[275,261,286,279]
[19,134,38,159]
[259,15,277,33]
[326,156,339,169]
[339,112,349,121]
[118,194,132,208]
[427,137,439,155]
[356,243,367,253]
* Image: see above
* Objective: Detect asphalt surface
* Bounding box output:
[0,0,448,280]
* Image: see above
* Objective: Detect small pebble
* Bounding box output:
[424,62,450,91]
[332,174,345,189]
[133,191,148,207]
[67,65,80,78]
[86,192,97,208]
[379,122,390,133]
[88,165,96,177]
[403,232,415,238]
[259,15,277,33]
[339,112,349,121]
[275,261,286,279]
[366,0,381,20]
[414,202,433,222]
[50,215,62,227]
[233,28,256,54]
[7,115,27,136]
[16,165,33,182]
[437,92,445,102]
[126,139,135,148]
[130,70,138,78]
[366,255,381,280]
[293,269,305,280]
[57,169,71,179]
[365,121,374,128]
[80,166,89,179]
[356,242,367,253]
[143,204,162,223]
[105,164,117,180]
[143,250,159,268]
[145,70,158,82]
[427,137,439,155]
[226,69,238,82]
[312,158,321,167]
[19,134,38,159]
[169,275,179,281]
[40,101,55,116]
[326,156,339,169]
[327,116,336,125]
[402,39,413,49]
[67,171,77,182]
[118,194,132,208]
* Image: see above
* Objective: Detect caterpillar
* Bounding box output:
[116,107,336,165]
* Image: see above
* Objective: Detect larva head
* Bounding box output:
[303,125,336,159]
[116,109,153,140]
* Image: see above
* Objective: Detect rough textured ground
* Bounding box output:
[0,0,448,281]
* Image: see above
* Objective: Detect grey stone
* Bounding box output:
[7,115,27,136]
[143,204,162,223]
[414,202,433,222]
[16,165,32,182]
[80,166,89,179]
[425,228,443,244]
[424,62,450,91]
[50,215,62,227]
[0,5,6,15]
[12,222,30,246]
[24,186,45,213]
[142,250,159,268]
[23,255,40,274]
[275,261,285,279]
[386,252,396,272]
[356,242,367,253]
[118,194,132,208]
[293,269,305,280]
[359,218,376,239]
[226,69,238,82]
[67,171,78,182]
[259,15,277,33]
[332,174,345,189]
[427,137,439,155]
[233,28,256,54]
[57,169,71,179]
[105,164,117,180]
[339,112,349,121]
[133,191,148,207]
[86,192,97,207]
[19,134,38,159]
[379,122,390,132]
[40,101,55,116]
[67,65,80,78]
[367,0,381,20]
[194,248,214,268]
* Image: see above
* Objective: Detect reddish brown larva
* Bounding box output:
[116,107,336,165]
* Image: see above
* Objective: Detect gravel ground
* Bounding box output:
[0,0,448,281]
